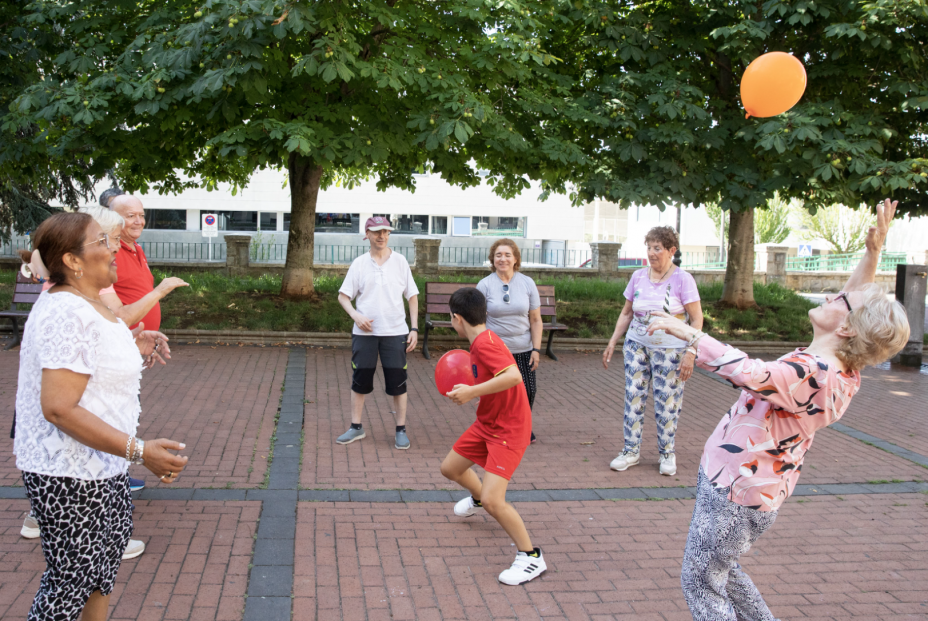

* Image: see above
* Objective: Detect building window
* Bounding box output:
[391,215,429,235]
[471,216,525,237]
[145,209,187,230]
[285,213,360,233]
[430,216,448,236]
[452,217,471,237]
[259,212,278,231]
[199,211,257,231]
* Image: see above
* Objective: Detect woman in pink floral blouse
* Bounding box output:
[648,199,910,621]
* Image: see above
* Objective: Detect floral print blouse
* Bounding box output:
[696,336,861,511]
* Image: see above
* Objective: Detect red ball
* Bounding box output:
[435,349,474,396]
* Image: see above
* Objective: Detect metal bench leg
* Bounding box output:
[545,330,558,361]
[422,324,431,360]
[5,318,20,351]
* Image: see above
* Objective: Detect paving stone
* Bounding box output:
[299,490,350,502]
[257,516,296,539]
[247,565,293,597]
[251,537,295,566]
[347,490,402,502]
[243,596,292,621]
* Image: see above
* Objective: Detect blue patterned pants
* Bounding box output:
[682,468,780,621]
[622,339,686,455]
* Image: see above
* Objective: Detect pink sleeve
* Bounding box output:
[680,271,700,305]
[694,336,811,413]
[99,285,116,296]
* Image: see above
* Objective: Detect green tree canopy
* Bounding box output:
[797,203,878,254]
[544,0,928,307]
[0,1,97,240]
[7,0,588,295]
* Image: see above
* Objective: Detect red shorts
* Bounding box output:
[452,426,526,481]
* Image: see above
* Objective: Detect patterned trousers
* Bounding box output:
[622,339,686,454]
[682,468,780,621]
[512,350,537,410]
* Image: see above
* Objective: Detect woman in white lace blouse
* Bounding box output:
[14,212,189,621]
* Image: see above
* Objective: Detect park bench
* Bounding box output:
[0,272,42,350]
[421,281,568,361]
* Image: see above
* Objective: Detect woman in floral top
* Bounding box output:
[648,199,910,621]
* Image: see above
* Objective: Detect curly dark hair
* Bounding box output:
[644,226,679,251]
[98,186,124,209]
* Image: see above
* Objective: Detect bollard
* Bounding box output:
[893,264,926,367]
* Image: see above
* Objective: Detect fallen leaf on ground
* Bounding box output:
[580,441,595,445]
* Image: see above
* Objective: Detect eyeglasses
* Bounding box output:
[830,292,852,312]
[83,233,115,249]
[502,284,510,304]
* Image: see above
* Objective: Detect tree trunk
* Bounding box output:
[719,207,756,309]
[280,154,324,298]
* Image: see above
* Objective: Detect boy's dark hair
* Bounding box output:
[449,287,487,326]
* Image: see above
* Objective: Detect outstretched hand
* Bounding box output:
[865,198,897,254]
[646,311,697,342]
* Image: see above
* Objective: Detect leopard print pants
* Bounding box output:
[681,467,780,621]
[22,472,133,621]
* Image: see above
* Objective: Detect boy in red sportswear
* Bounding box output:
[439,287,546,585]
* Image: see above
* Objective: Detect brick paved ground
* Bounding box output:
[302,349,928,491]
[292,493,928,621]
[0,346,287,489]
[841,363,928,458]
[1,341,926,621]
[0,499,258,621]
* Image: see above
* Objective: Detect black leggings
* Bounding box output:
[513,350,537,410]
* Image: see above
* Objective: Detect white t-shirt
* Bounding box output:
[14,291,143,480]
[339,251,419,336]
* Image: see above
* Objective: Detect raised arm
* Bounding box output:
[645,314,817,414]
[100,276,188,327]
[842,198,896,292]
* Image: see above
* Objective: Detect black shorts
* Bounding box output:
[351,334,408,396]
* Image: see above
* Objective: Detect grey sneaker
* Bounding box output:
[395,430,410,450]
[336,427,366,445]
[21,513,39,539]
[122,539,145,560]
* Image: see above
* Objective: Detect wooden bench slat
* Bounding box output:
[427,294,452,304]
[12,293,41,304]
[427,282,477,294]
[539,307,557,316]
[427,304,452,314]
[0,310,30,317]
[536,285,555,296]
[16,284,43,293]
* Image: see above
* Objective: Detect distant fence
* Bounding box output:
[140,241,227,262]
[786,252,907,272]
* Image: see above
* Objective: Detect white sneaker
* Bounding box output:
[659,453,677,476]
[21,514,39,539]
[122,539,145,560]
[609,451,640,472]
[498,549,546,585]
[453,496,483,517]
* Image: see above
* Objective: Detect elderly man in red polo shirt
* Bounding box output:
[101,194,188,494]
[100,195,187,332]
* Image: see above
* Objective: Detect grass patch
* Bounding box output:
[0,269,818,342]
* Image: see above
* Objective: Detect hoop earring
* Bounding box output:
[75,269,83,280]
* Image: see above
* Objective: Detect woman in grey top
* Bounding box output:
[477,239,543,443]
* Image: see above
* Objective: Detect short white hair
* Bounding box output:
[78,205,125,237]
[837,283,910,371]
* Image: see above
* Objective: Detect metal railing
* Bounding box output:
[439,247,600,268]
[0,239,32,257]
[140,241,226,262]
[682,253,762,271]
[786,252,907,273]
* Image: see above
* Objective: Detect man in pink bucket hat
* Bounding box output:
[336,216,419,449]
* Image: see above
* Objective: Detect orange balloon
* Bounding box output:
[740,52,807,119]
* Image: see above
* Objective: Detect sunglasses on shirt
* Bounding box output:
[502,284,510,304]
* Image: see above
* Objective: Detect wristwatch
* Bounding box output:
[409,328,419,332]
[531,348,541,353]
